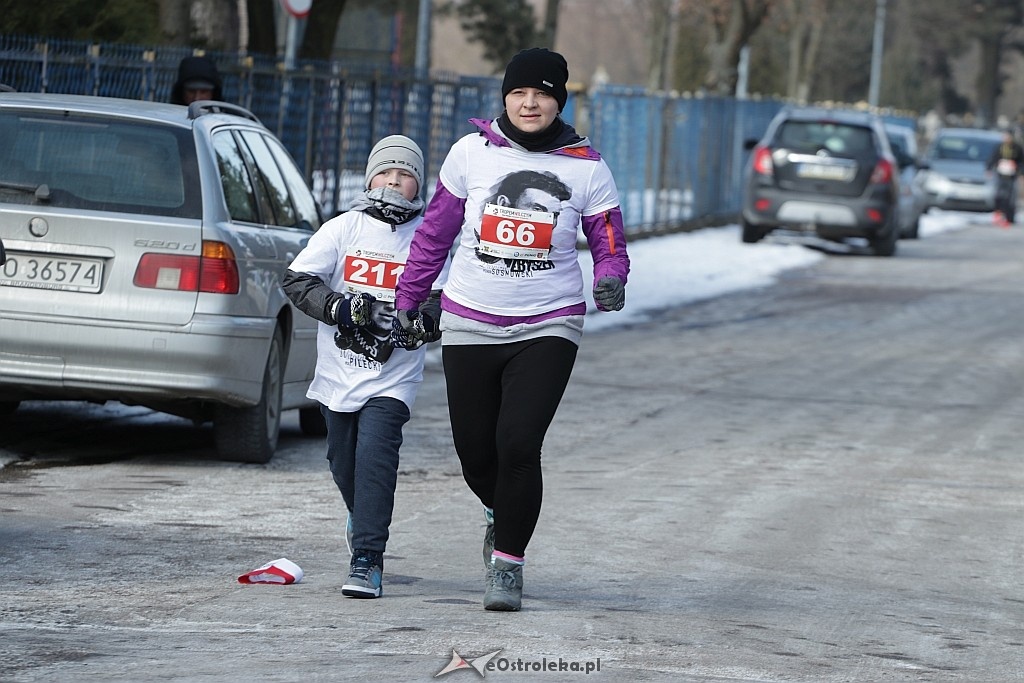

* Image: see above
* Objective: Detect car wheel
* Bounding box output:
[299,406,328,437]
[904,217,920,239]
[0,400,20,416]
[741,219,765,244]
[869,222,898,257]
[214,328,283,464]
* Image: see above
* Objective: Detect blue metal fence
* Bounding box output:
[0,35,916,235]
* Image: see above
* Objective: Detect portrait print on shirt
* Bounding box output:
[334,299,396,367]
[333,245,407,368]
[474,169,572,275]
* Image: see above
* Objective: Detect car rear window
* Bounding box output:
[0,111,201,218]
[930,135,998,162]
[777,121,875,157]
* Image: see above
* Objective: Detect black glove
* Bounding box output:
[593,276,625,311]
[391,309,425,350]
[418,291,442,343]
[335,292,376,329]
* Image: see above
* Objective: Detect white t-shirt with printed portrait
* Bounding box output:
[288,211,436,412]
[439,131,620,317]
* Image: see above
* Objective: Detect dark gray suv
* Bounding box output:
[741,106,901,256]
[0,92,326,463]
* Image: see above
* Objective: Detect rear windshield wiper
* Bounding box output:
[0,181,50,201]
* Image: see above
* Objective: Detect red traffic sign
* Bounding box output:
[279,0,312,18]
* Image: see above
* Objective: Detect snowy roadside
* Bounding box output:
[0,211,979,470]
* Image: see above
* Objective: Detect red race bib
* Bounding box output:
[343,247,404,301]
[478,203,554,261]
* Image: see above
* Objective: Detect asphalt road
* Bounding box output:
[3,222,1024,682]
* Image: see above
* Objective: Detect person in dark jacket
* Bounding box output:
[987,129,1024,225]
[170,55,223,106]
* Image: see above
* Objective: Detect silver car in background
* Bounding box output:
[919,127,1002,213]
[0,92,325,463]
[883,123,928,239]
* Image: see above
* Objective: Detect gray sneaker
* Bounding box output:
[482,507,494,568]
[484,557,523,611]
[342,550,383,598]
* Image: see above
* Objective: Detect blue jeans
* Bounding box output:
[322,397,410,555]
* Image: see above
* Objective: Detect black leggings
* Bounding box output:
[996,175,1017,221]
[442,337,578,558]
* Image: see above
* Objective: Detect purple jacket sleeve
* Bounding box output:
[581,207,630,285]
[395,180,466,311]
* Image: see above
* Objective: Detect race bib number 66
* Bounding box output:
[343,247,404,302]
[478,203,554,261]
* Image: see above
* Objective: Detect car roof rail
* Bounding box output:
[0,84,17,93]
[187,100,262,126]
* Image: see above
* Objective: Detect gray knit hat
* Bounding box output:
[364,135,424,192]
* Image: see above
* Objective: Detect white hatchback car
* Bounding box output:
[0,92,325,463]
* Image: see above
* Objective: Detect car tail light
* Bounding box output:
[866,208,884,223]
[752,146,773,176]
[870,158,894,185]
[754,198,772,212]
[134,240,240,294]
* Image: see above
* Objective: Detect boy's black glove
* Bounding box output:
[335,292,376,329]
[593,276,625,311]
[391,309,425,349]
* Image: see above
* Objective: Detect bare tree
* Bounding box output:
[971,0,1024,125]
[438,0,538,73]
[540,0,560,47]
[647,0,674,90]
[245,0,276,55]
[783,0,827,103]
[159,0,191,43]
[689,0,774,95]
[298,0,350,60]
[191,0,240,50]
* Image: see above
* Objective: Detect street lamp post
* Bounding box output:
[415,0,431,75]
[868,0,887,107]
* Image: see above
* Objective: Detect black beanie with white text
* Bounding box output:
[501,48,569,112]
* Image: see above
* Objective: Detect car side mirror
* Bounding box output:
[744,138,758,151]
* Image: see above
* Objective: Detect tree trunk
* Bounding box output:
[976,35,1003,127]
[541,0,560,47]
[647,0,672,90]
[159,0,191,44]
[703,0,773,96]
[785,0,804,100]
[299,0,349,61]
[246,0,277,56]
[786,0,827,102]
[193,0,240,51]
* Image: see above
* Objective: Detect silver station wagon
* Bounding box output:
[0,92,325,463]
